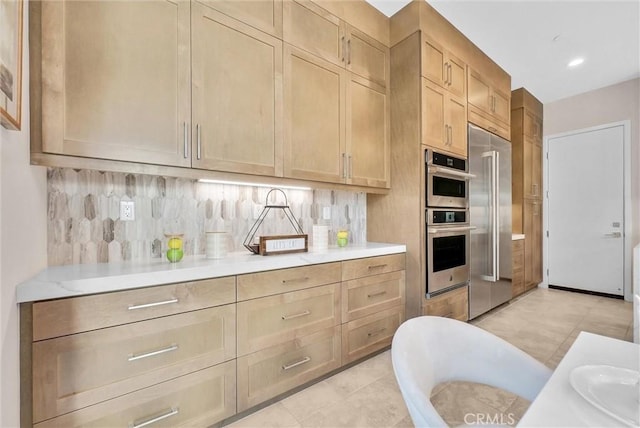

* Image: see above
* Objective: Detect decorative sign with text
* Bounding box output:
[259,235,308,255]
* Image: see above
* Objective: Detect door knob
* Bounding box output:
[604,232,622,238]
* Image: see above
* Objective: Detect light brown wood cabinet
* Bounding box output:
[422,35,466,100]
[467,67,511,141]
[512,239,525,297]
[340,254,406,364]
[35,0,192,167]
[512,88,543,290]
[422,78,467,158]
[191,3,283,176]
[198,0,283,37]
[422,285,469,321]
[34,361,236,428]
[282,0,390,188]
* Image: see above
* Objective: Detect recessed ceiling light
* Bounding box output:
[568,57,585,68]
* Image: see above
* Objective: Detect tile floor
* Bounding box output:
[226,288,634,427]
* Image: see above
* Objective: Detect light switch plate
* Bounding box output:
[322,206,331,220]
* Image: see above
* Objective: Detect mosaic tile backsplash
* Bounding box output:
[47,168,367,265]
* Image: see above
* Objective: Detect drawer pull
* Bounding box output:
[367,290,387,299]
[367,327,387,337]
[128,344,178,362]
[443,312,453,318]
[282,356,311,371]
[282,276,309,284]
[282,310,311,320]
[130,407,179,428]
[367,264,387,270]
[128,298,179,311]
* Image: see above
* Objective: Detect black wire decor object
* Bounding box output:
[243,188,307,255]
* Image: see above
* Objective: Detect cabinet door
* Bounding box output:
[524,110,543,144]
[283,0,343,66]
[524,199,543,288]
[523,138,542,199]
[467,69,491,114]
[492,87,511,125]
[447,94,468,158]
[421,36,446,88]
[346,25,389,89]
[40,1,190,167]
[284,46,346,183]
[346,75,389,188]
[422,78,447,152]
[192,5,283,176]
[447,52,467,100]
[197,0,283,37]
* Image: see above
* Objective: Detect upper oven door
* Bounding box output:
[426,150,474,208]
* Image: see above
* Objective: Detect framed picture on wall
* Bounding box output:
[0,0,24,131]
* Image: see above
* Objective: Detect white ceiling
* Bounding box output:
[366,0,640,103]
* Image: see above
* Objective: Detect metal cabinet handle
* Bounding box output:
[532,183,538,196]
[448,125,453,146]
[341,36,345,62]
[443,62,448,85]
[348,154,352,179]
[447,63,452,86]
[128,298,178,310]
[196,124,201,160]
[282,310,311,320]
[130,407,179,428]
[367,263,387,270]
[128,344,178,362]
[347,39,351,65]
[367,327,387,337]
[342,153,347,178]
[183,122,188,159]
[282,276,309,284]
[367,290,387,298]
[282,356,311,371]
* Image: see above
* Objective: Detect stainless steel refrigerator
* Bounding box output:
[468,124,512,319]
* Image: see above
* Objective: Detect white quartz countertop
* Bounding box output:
[17,242,406,303]
[512,234,525,240]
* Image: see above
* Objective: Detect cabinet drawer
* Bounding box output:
[237,325,341,412]
[341,254,405,281]
[237,263,341,300]
[35,361,236,428]
[341,306,403,364]
[33,305,236,422]
[32,277,235,341]
[423,285,468,321]
[342,270,405,322]
[237,283,340,356]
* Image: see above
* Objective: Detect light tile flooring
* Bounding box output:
[226,288,634,427]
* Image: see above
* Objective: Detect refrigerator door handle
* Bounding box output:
[480,150,499,282]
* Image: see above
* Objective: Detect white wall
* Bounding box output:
[544,78,640,299]
[0,5,48,426]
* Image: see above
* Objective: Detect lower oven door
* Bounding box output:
[426,226,472,295]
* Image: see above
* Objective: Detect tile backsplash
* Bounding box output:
[47,168,367,265]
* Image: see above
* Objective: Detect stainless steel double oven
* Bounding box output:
[425,150,474,295]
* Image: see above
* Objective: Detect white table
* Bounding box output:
[519,331,639,427]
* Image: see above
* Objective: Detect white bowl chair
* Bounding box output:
[391,316,552,427]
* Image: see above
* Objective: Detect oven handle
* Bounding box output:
[427,226,476,234]
[427,166,476,180]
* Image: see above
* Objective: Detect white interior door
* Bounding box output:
[547,124,624,295]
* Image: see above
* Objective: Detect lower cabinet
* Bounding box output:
[236,326,342,411]
[512,239,525,297]
[25,253,406,427]
[422,285,468,321]
[34,361,236,428]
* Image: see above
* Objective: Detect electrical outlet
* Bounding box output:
[322,206,331,220]
[120,201,135,221]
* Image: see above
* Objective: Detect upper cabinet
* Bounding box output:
[422,78,467,158]
[282,0,390,188]
[32,0,390,190]
[467,67,511,140]
[191,3,283,177]
[422,35,466,100]
[36,0,192,167]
